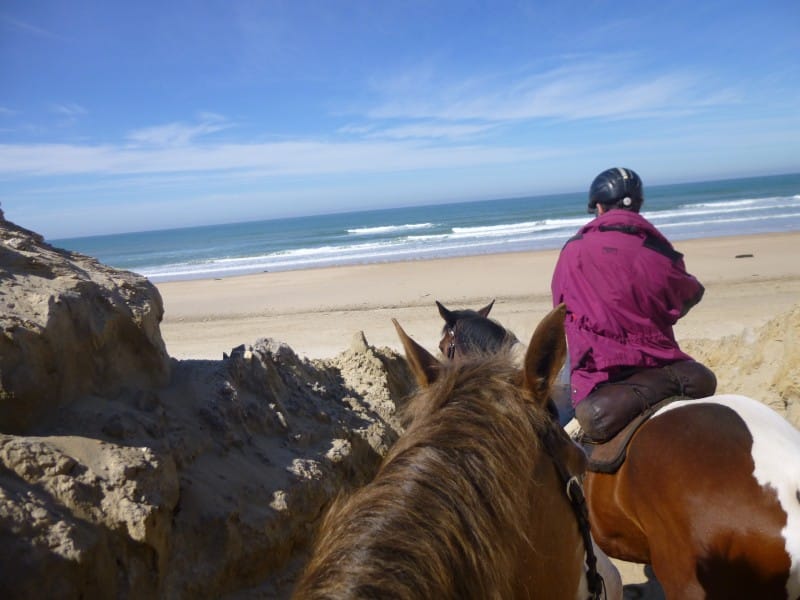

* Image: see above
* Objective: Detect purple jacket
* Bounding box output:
[551,209,704,405]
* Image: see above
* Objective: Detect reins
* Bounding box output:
[549,440,606,600]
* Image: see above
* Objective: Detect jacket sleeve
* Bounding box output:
[678,276,704,317]
[666,257,705,319]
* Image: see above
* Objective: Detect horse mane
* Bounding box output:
[294,351,552,599]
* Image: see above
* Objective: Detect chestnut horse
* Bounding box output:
[293,305,620,599]
[435,300,800,599]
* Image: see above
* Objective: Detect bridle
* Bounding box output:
[445,326,457,360]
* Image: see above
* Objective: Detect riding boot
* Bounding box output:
[575,383,655,443]
[663,360,717,398]
[575,360,716,443]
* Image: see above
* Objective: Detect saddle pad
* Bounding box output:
[582,397,682,474]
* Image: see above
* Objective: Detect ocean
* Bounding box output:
[52,173,800,283]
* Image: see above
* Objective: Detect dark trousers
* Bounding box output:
[575,360,717,442]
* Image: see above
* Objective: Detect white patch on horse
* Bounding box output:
[655,394,800,596]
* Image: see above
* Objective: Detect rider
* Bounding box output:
[551,167,717,442]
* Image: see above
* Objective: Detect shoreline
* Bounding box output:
[156,231,800,360]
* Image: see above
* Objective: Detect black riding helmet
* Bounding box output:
[588,167,643,213]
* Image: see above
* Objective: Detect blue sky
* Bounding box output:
[1,1,799,239]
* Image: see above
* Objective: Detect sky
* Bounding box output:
[1,1,799,239]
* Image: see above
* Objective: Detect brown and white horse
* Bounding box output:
[435,300,800,599]
[293,305,621,599]
[586,395,800,599]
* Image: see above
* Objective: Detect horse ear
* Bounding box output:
[478,299,495,318]
[522,304,567,406]
[392,318,441,387]
[435,301,456,327]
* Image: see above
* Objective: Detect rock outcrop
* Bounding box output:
[0,209,170,433]
[0,210,414,598]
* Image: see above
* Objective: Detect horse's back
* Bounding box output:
[621,394,800,598]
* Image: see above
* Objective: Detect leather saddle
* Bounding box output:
[580,396,685,474]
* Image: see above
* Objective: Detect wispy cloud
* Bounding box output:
[126,113,232,147]
[5,106,792,185]
[0,138,553,179]
[1,15,66,41]
[48,102,88,128]
[366,56,733,123]
[0,55,751,183]
[340,121,498,141]
[50,103,87,118]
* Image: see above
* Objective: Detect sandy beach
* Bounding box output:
[157,231,800,361]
